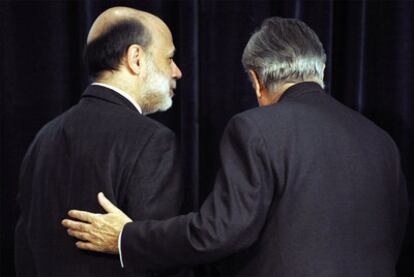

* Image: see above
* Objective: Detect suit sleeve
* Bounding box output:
[121,114,275,272]
[120,126,183,220]
[14,145,37,276]
[14,218,36,276]
[394,155,410,260]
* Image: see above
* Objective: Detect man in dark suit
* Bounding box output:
[63,17,409,276]
[14,7,183,276]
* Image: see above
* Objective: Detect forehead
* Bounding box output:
[147,20,175,55]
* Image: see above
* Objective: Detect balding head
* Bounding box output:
[84,6,169,78]
[87,7,166,45]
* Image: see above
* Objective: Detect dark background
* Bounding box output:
[1,0,413,276]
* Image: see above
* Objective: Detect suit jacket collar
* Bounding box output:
[81,85,140,114]
[279,82,324,102]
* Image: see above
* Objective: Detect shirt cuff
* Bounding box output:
[118,226,125,268]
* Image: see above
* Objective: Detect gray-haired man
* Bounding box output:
[63,17,408,276]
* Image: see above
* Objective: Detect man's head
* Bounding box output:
[85,7,182,114]
[242,17,326,105]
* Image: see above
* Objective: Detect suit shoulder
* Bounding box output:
[229,105,266,122]
[233,102,295,120]
[226,109,258,129]
[93,101,174,135]
[224,109,267,142]
[228,104,289,131]
[32,106,76,140]
[125,112,175,138]
[98,110,176,157]
[79,99,175,140]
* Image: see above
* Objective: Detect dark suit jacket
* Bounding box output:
[121,82,409,276]
[14,85,183,276]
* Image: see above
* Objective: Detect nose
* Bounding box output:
[172,61,182,80]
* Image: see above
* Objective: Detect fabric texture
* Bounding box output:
[14,85,183,276]
[121,82,409,276]
[2,2,413,276]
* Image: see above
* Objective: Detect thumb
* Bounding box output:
[97,192,120,213]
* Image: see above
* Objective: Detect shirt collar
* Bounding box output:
[91,82,143,114]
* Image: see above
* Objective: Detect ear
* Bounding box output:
[249,69,263,99]
[125,44,144,75]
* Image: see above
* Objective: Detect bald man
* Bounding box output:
[14,7,183,276]
[63,16,408,277]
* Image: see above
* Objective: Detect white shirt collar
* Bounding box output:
[91,82,143,114]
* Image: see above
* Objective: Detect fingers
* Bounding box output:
[67,228,91,242]
[61,219,90,232]
[75,241,101,252]
[75,240,116,254]
[67,210,99,223]
[97,192,120,213]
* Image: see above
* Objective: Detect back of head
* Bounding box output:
[242,17,326,92]
[84,8,152,79]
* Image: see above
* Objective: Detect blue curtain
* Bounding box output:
[2,1,413,275]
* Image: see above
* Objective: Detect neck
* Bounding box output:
[270,82,296,103]
[95,72,141,106]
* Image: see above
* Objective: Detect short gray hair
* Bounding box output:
[242,17,326,92]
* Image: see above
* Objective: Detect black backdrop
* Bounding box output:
[1,1,413,276]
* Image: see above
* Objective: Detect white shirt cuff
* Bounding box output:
[118,226,125,268]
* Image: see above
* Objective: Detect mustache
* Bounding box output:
[171,81,176,90]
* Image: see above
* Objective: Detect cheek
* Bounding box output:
[157,62,171,77]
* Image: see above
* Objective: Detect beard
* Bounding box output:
[140,58,175,115]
